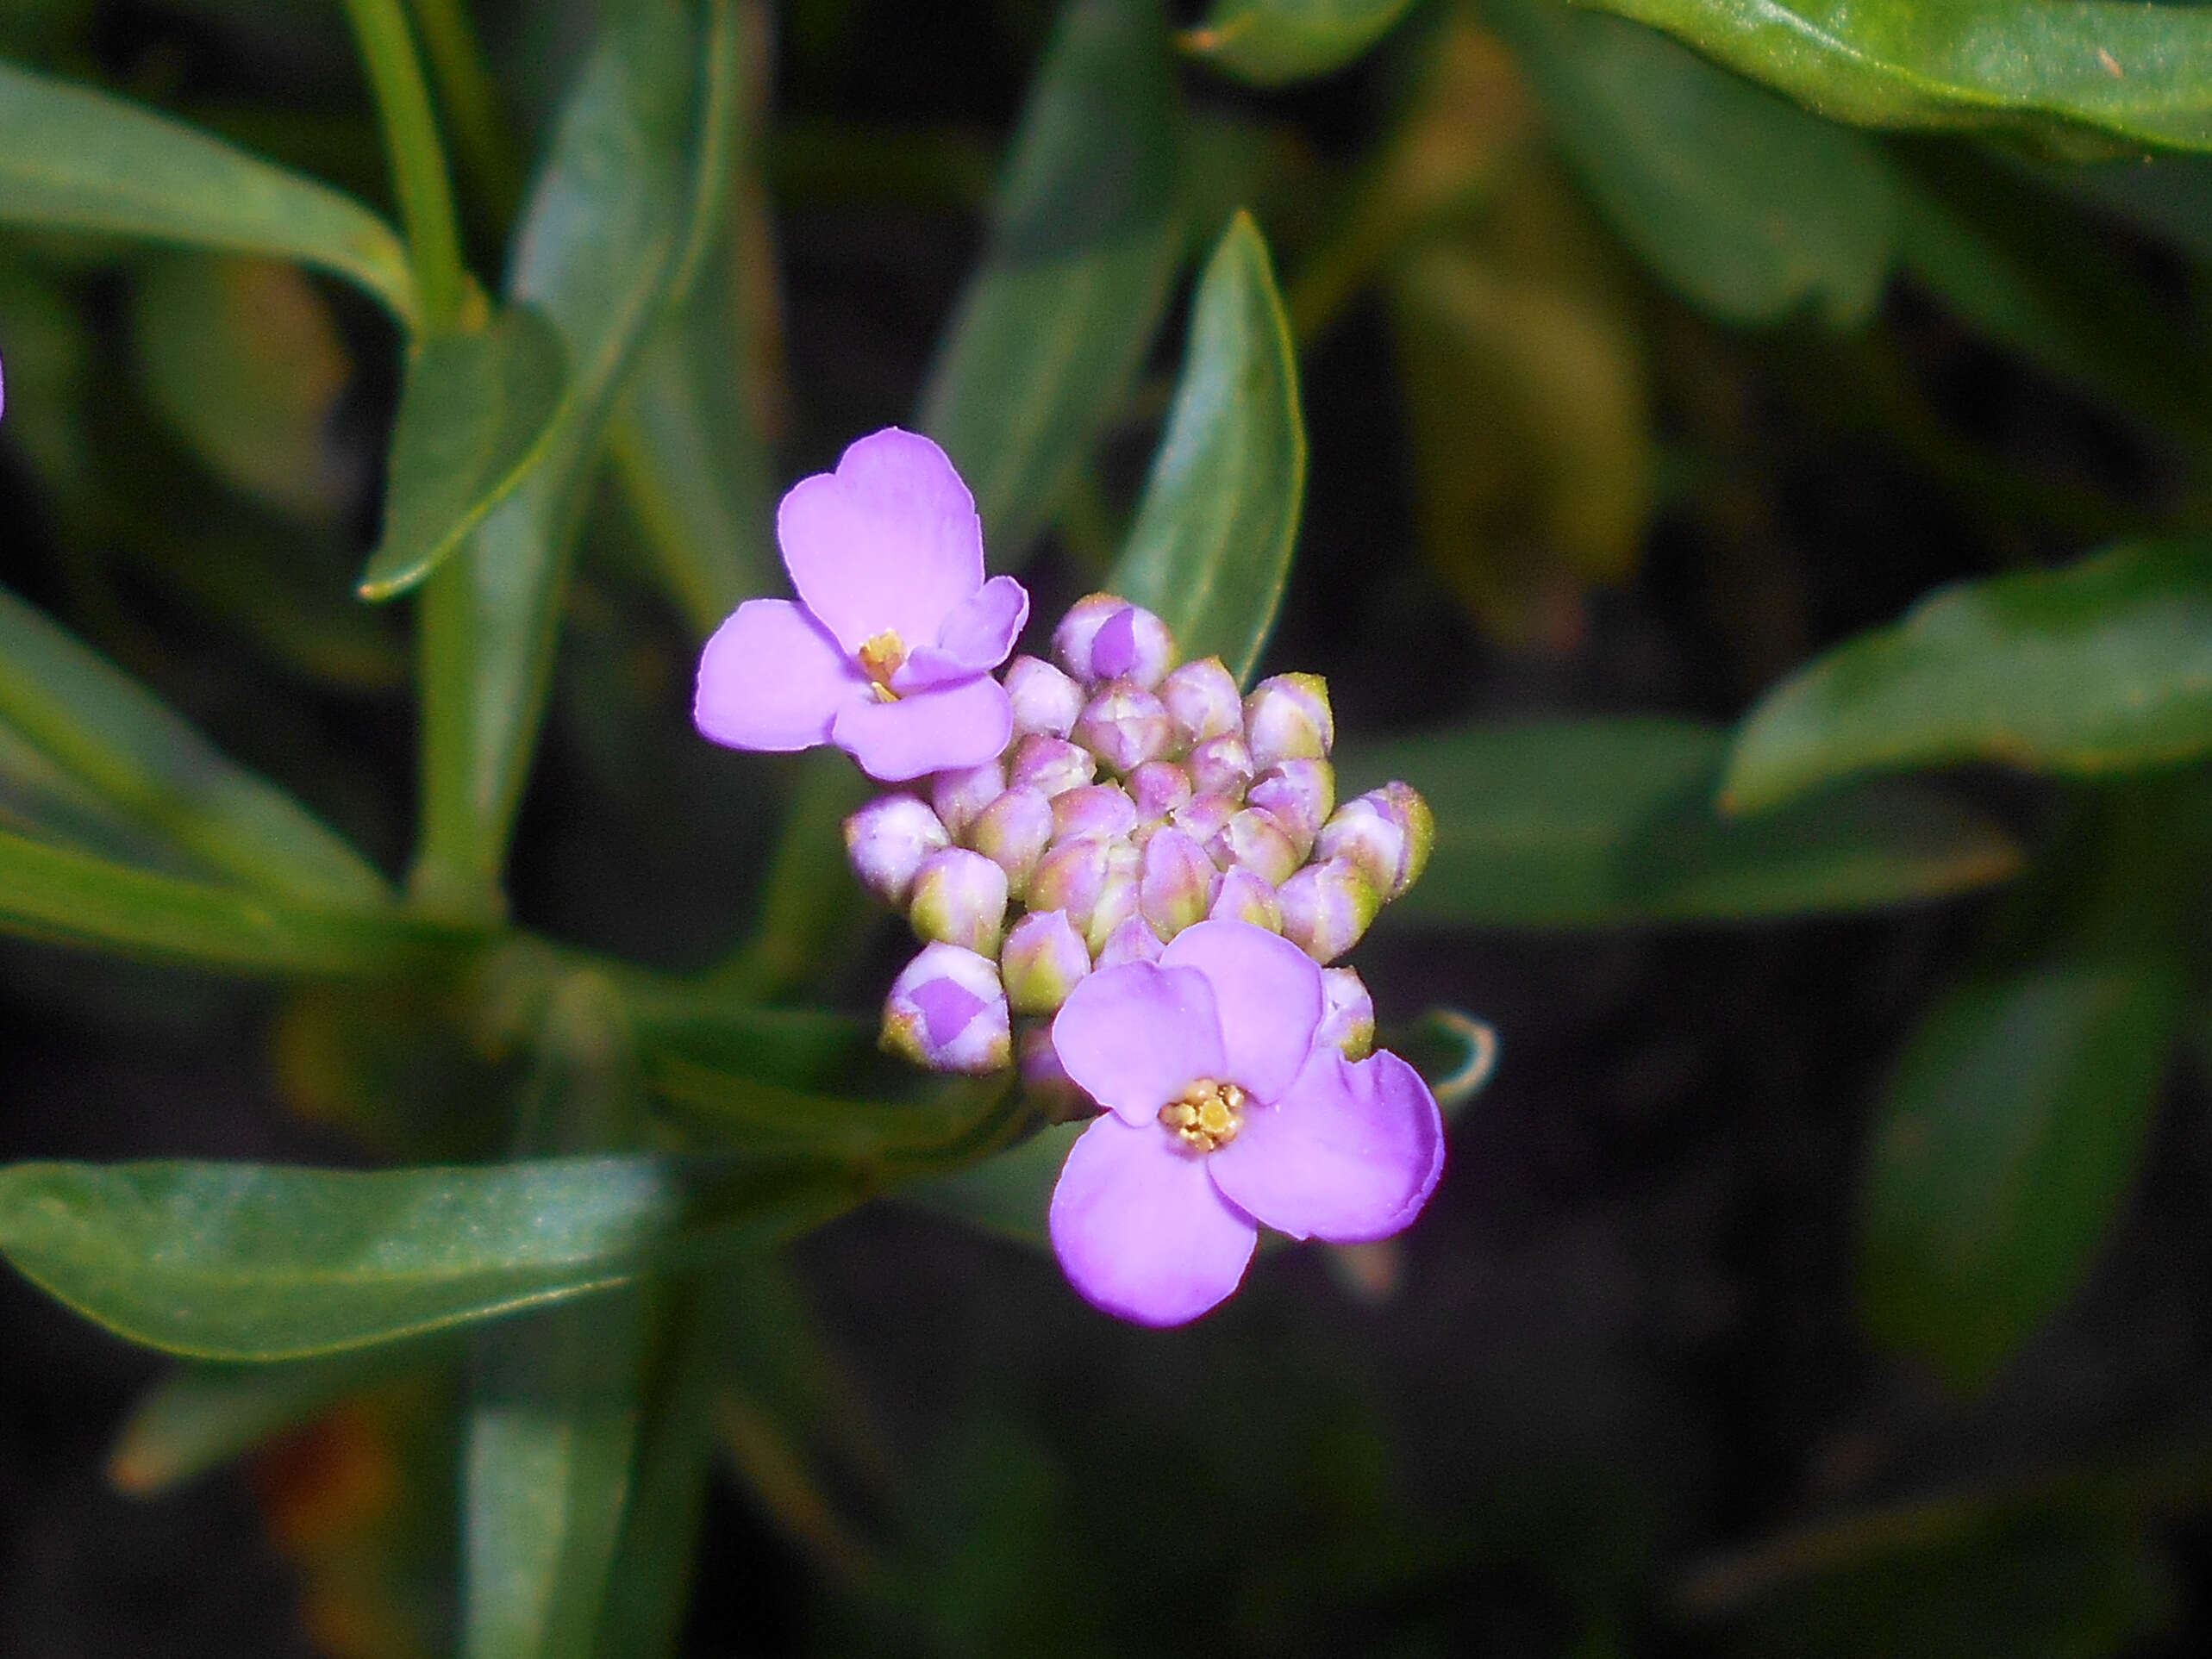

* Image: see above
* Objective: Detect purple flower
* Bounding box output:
[695,428,1029,782]
[1047,920,1445,1326]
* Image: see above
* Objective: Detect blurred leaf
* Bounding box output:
[358,306,567,600]
[898,1121,1084,1250]
[1492,0,1894,327]
[0,59,416,327]
[2036,150,2212,265]
[1109,211,1304,686]
[918,0,1184,567]
[1183,0,1416,84]
[622,1001,873,1095]
[1725,539,2212,813]
[0,1151,867,1361]
[1343,717,2022,928]
[0,255,91,496]
[1569,0,2212,155]
[652,1058,1018,1166]
[0,584,392,906]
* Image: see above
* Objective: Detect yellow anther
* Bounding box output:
[1159,1079,1247,1152]
[856,629,907,698]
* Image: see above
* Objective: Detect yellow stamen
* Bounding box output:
[1159,1079,1247,1152]
[857,629,907,702]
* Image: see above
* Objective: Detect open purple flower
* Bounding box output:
[1047,919,1445,1326]
[694,428,1029,782]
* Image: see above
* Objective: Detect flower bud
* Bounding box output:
[1083,839,1142,953]
[1316,966,1376,1059]
[1052,593,1130,685]
[882,943,1011,1074]
[1049,782,1138,846]
[1072,680,1172,776]
[1186,733,1254,799]
[1027,836,1110,931]
[1277,858,1379,964]
[1000,909,1091,1015]
[967,783,1054,896]
[1086,602,1176,689]
[908,847,1009,955]
[931,759,1004,841]
[1209,867,1283,931]
[1247,758,1335,859]
[842,794,950,907]
[1095,914,1165,968]
[1004,654,1084,739]
[1172,792,1239,845]
[1127,760,1192,824]
[1315,781,1434,901]
[1206,808,1301,888]
[1138,826,1218,940]
[1007,733,1096,799]
[1159,656,1241,747]
[1017,1020,1088,1118]
[1242,672,1334,769]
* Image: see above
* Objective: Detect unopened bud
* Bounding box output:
[1128,760,1192,824]
[1243,672,1334,769]
[1209,867,1283,931]
[1052,594,1128,685]
[1007,733,1096,799]
[1049,782,1138,846]
[1073,680,1172,775]
[883,943,1011,1074]
[1315,781,1434,901]
[843,794,950,907]
[931,759,1004,841]
[1096,915,1165,968]
[1247,759,1335,859]
[1084,839,1142,953]
[1206,808,1301,888]
[1316,966,1376,1059]
[1090,602,1176,689]
[1186,733,1254,798]
[1000,909,1091,1014]
[1004,654,1084,739]
[1139,826,1219,940]
[1027,836,1110,931]
[1017,1020,1089,1118]
[1159,657,1241,747]
[908,848,1009,955]
[1172,792,1239,845]
[1278,858,1379,964]
[967,783,1054,896]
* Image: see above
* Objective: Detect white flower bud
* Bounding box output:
[1206,808,1301,887]
[1004,654,1085,739]
[1315,966,1376,1059]
[1073,680,1172,776]
[1159,656,1241,747]
[1209,867,1283,931]
[931,758,1004,841]
[1247,758,1335,859]
[1000,909,1091,1014]
[967,784,1054,896]
[882,944,1011,1074]
[1242,672,1334,770]
[1277,858,1379,964]
[1095,914,1165,967]
[1006,733,1097,798]
[842,794,950,907]
[1139,826,1218,940]
[1186,733,1254,798]
[908,847,1009,955]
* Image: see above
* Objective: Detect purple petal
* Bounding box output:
[1052,961,1226,1126]
[777,428,984,654]
[1208,1049,1444,1243]
[1157,920,1323,1105]
[695,599,872,752]
[830,675,1012,783]
[1049,1114,1258,1327]
[896,576,1029,690]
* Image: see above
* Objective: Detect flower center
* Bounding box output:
[856,629,907,702]
[1159,1079,1247,1152]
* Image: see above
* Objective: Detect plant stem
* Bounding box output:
[341,0,471,332]
[405,0,526,229]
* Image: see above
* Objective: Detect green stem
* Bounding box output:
[408,558,505,924]
[405,0,527,230]
[341,0,471,331]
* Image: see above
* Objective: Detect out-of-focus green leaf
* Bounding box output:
[918,0,1184,567]
[1725,540,2212,814]
[1493,0,1893,326]
[1567,0,2212,154]
[0,1151,866,1361]
[1183,0,1416,84]
[1343,718,2021,928]
[109,1335,461,1495]
[0,59,416,327]
[652,1058,1018,1166]
[1109,211,1304,686]
[0,585,391,907]
[628,1001,874,1095]
[0,255,91,496]
[2038,151,2212,265]
[358,306,567,600]
[899,1122,1084,1250]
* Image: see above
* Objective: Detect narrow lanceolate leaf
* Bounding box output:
[0,60,416,327]
[0,586,391,907]
[919,0,1184,566]
[1109,212,1304,686]
[1567,0,2212,154]
[1341,718,2021,930]
[0,1152,865,1361]
[1725,540,2212,814]
[358,306,567,600]
[1490,0,1894,327]
[1182,0,1417,85]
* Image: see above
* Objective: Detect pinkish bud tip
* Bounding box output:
[1073,681,1173,776]
[843,794,951,906]
[1001,908,1092,1014]
[1004,654,1085,739]
[883,943,1011,1073]
[908,847,1010,955]
[1278,858,1380,964]
[1242,672,1334,770]
[1159,657,1240,747]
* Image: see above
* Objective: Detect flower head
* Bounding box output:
[695,428,1029,782]
[1047,920,1444,1326]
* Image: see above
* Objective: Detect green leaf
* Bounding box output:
[0,1151,865,1361]
[651,1058,1019,1167]
[357,305,568,600]
[1109,211,1305,686]
[0,585,392,907]
[1724,540,2212,814]
[0,59,416,327]
[1341,717,2022,929]
[1567,0,2212,154]
[1183,0,1416,84]
[918,0,1184,567]
[1491,0,1894,327]
[898,1122,1085,1250]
